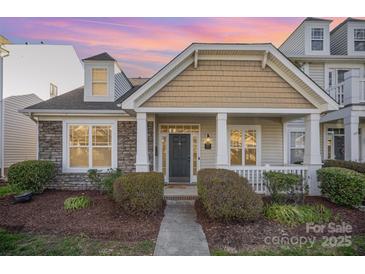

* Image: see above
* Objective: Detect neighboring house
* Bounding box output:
[280,17,365,164]
[0,37,84,176]
[21,45,337,195]
[0,45,9,178]
[2,43,84,99]
[2,94,42,174]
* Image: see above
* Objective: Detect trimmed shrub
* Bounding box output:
[323,160,365,174]
[197,169,263,222]
[88,168,122,195]
[264,204,332,227]
[317,167,365,207]
[113,172,164,215]
[7,160,55,193]
[64,196,91,210]
[263,171,304,204]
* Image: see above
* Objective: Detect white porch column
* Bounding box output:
[344,114,359,162]
[135,112,149,172]
[303,113,322,196]
[216,113,229,169]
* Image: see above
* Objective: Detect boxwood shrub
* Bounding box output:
[317,167,365,207]
[323,159,365,174]
[7,160,55,193]
[197,169,263,222]
[113,172,164,215]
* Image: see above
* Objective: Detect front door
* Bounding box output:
[334,135,345,160]
[169,134,190,183]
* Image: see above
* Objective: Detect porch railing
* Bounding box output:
[230,165,308,194]
[326,83,344,106]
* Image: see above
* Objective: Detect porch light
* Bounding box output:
[204,133,212,150]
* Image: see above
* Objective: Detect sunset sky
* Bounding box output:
[0,17,352,77]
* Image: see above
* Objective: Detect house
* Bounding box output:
[280,17,365,163]
[1,42,84,99]
[21,44,338,195]
[0,37,84,177]
[2,94,42,175]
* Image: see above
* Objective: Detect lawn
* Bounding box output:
[0,185,16,197]
[211,235,365,256]
[0,229,155,256]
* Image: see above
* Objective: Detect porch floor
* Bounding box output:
[164,185,198,200]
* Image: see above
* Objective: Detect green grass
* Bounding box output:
[264,204,332,227]
[0,229,155,256]
[212,235,365,256]
[0,184,17,197]
[64,195,91,210]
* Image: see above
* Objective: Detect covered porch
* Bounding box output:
[135,111,322,195]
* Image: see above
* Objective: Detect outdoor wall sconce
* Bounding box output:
[204,133,212,150]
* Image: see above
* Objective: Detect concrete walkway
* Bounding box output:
[154,200,210,256]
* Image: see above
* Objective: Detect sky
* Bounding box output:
[0,17,353,77]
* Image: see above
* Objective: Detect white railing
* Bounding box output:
[326,83,344,106]
[230,165,308,194]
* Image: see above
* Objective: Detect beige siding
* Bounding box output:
[155,116,284,172]
[4,94,42,168]
[142,60,315,109]
[308,63,325,89]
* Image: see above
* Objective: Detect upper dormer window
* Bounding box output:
[354,29,365,51]
[92,68,108,96]
[311,28,324,51]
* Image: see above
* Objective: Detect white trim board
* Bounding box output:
[136,107,321,114]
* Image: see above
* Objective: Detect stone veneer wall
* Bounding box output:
[38,120,154,190]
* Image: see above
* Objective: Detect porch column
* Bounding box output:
[344,114,359,162]
[216,113,229,169]
[303,113,322,196]
[135,112,149,172]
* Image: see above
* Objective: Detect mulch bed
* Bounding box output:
[0,190,164,242]
[195,197,365,252]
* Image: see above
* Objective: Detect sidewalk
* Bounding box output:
[153,200,210,256]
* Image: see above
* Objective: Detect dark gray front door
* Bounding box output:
[169,134,190,183]
[334,135,345,160]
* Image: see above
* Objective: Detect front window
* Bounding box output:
[92,68,108,96]
[68,124,113,169]
[230,127,259,166]
[289,131,305,164]
[354,29,365,51]
[311,28,324,51]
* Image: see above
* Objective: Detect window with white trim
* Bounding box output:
[311,28,324,51]
[92,68,108,96]
[289,131,305,164]
[354,28,365,52]
[229,126,260,166]
[68,124,112,169]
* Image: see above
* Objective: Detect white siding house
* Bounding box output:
[3,94,42,172]
[0,41,84,177]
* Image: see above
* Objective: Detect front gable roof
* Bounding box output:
[122,43,338,113]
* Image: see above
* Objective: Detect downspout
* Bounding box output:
[29,113,39,160]
[0,46,9,178]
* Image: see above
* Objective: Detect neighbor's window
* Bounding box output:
[69,124,112,169]
[311,28,324,51]
[230,127,258,166]
[354,29,365,51]
[50,83,58,97]
[92,68,108,96]
[289,131,305,164]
